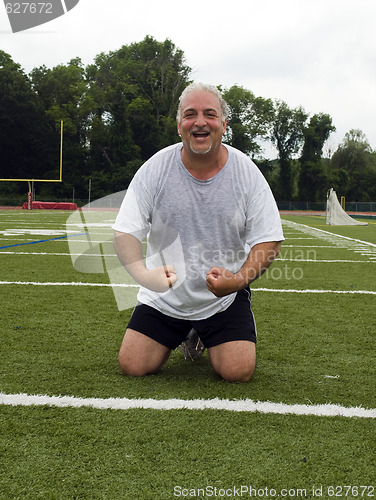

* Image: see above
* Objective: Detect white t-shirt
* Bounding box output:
[113,143,284,320]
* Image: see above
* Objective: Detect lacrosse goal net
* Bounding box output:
[326,188,367,225]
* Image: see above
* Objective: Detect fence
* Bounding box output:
[1,197,375,213]
[277,201,376,212]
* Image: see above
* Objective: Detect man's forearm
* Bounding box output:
[113,231,145,279]
[113,231,177,292]
[206,241,282,297]
[236,241,281,288]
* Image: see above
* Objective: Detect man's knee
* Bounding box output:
[118,329,171,377]
[215,363,255,383]
[208,341,256,383]
[118,348,169,377]
[118,354,158,377]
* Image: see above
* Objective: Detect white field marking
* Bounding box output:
[0,392,374,418]
[282,220,376,260]
[0,281,138,287]
[0,239,110,244]
[276,258,373,263]
[0,250,372,263]
[0,222,71,225]
[0,251,116,257]
[0,229,81,237]
[282,245,337,248]
[0,281,375,295]
[0,251,373,264]
[66,222,115,228]
[253,288,376,295]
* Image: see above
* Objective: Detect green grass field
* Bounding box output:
[0,209,375,499]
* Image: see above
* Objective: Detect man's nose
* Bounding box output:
[194,113,207,127]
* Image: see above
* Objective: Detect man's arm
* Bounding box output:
[206,241,282,297]
[113,231,177,292]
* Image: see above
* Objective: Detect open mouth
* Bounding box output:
[192,130,210,139]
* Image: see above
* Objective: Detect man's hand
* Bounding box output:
[206,267,241,297]
[206,241,282,297]
[113,231,177,292]
[137,264,178,293]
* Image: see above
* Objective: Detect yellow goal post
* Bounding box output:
[0,121,63,209]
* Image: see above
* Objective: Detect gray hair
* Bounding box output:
[176,82,229,123]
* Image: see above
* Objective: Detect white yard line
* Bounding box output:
[0,281,139,287]
[0,239,107,243]
[0,281,375,294]
[282,245,337,248]
[253,288,376,295]
[277,258,373,263]
[0,251,373,263]
[0,251,116,256]
[0,392,374,419]
[282,220,376,251]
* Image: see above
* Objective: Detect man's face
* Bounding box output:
[177,90,227,156]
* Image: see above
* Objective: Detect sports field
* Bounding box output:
[0,209,375,499]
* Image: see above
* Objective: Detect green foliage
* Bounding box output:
[0,37,191,201]
[299,113,336,201]
[328,129,376,201]
[0,51,55,184]
[269,100,308,200]
[30,58,108,199]
[1,38,375,203]
[222,85,273,157]
[84,35,190,189]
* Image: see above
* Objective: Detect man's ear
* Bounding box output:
[177,119,181,135]
[222,118,228,134]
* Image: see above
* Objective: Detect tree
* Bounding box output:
[30,58,90,198]
[222,85,273,157]
[298,113,335,201]
[0,51,52,186]
[85,36,191,190]
[3,38,352,204]
[329,129,376,201]
[269,100,308,200]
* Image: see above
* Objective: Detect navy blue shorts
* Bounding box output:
[127,288,257,350]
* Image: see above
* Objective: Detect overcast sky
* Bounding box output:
[1,0,375,155]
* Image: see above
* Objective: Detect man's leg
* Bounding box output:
[118,328,171,376]
[208,341,256,383]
